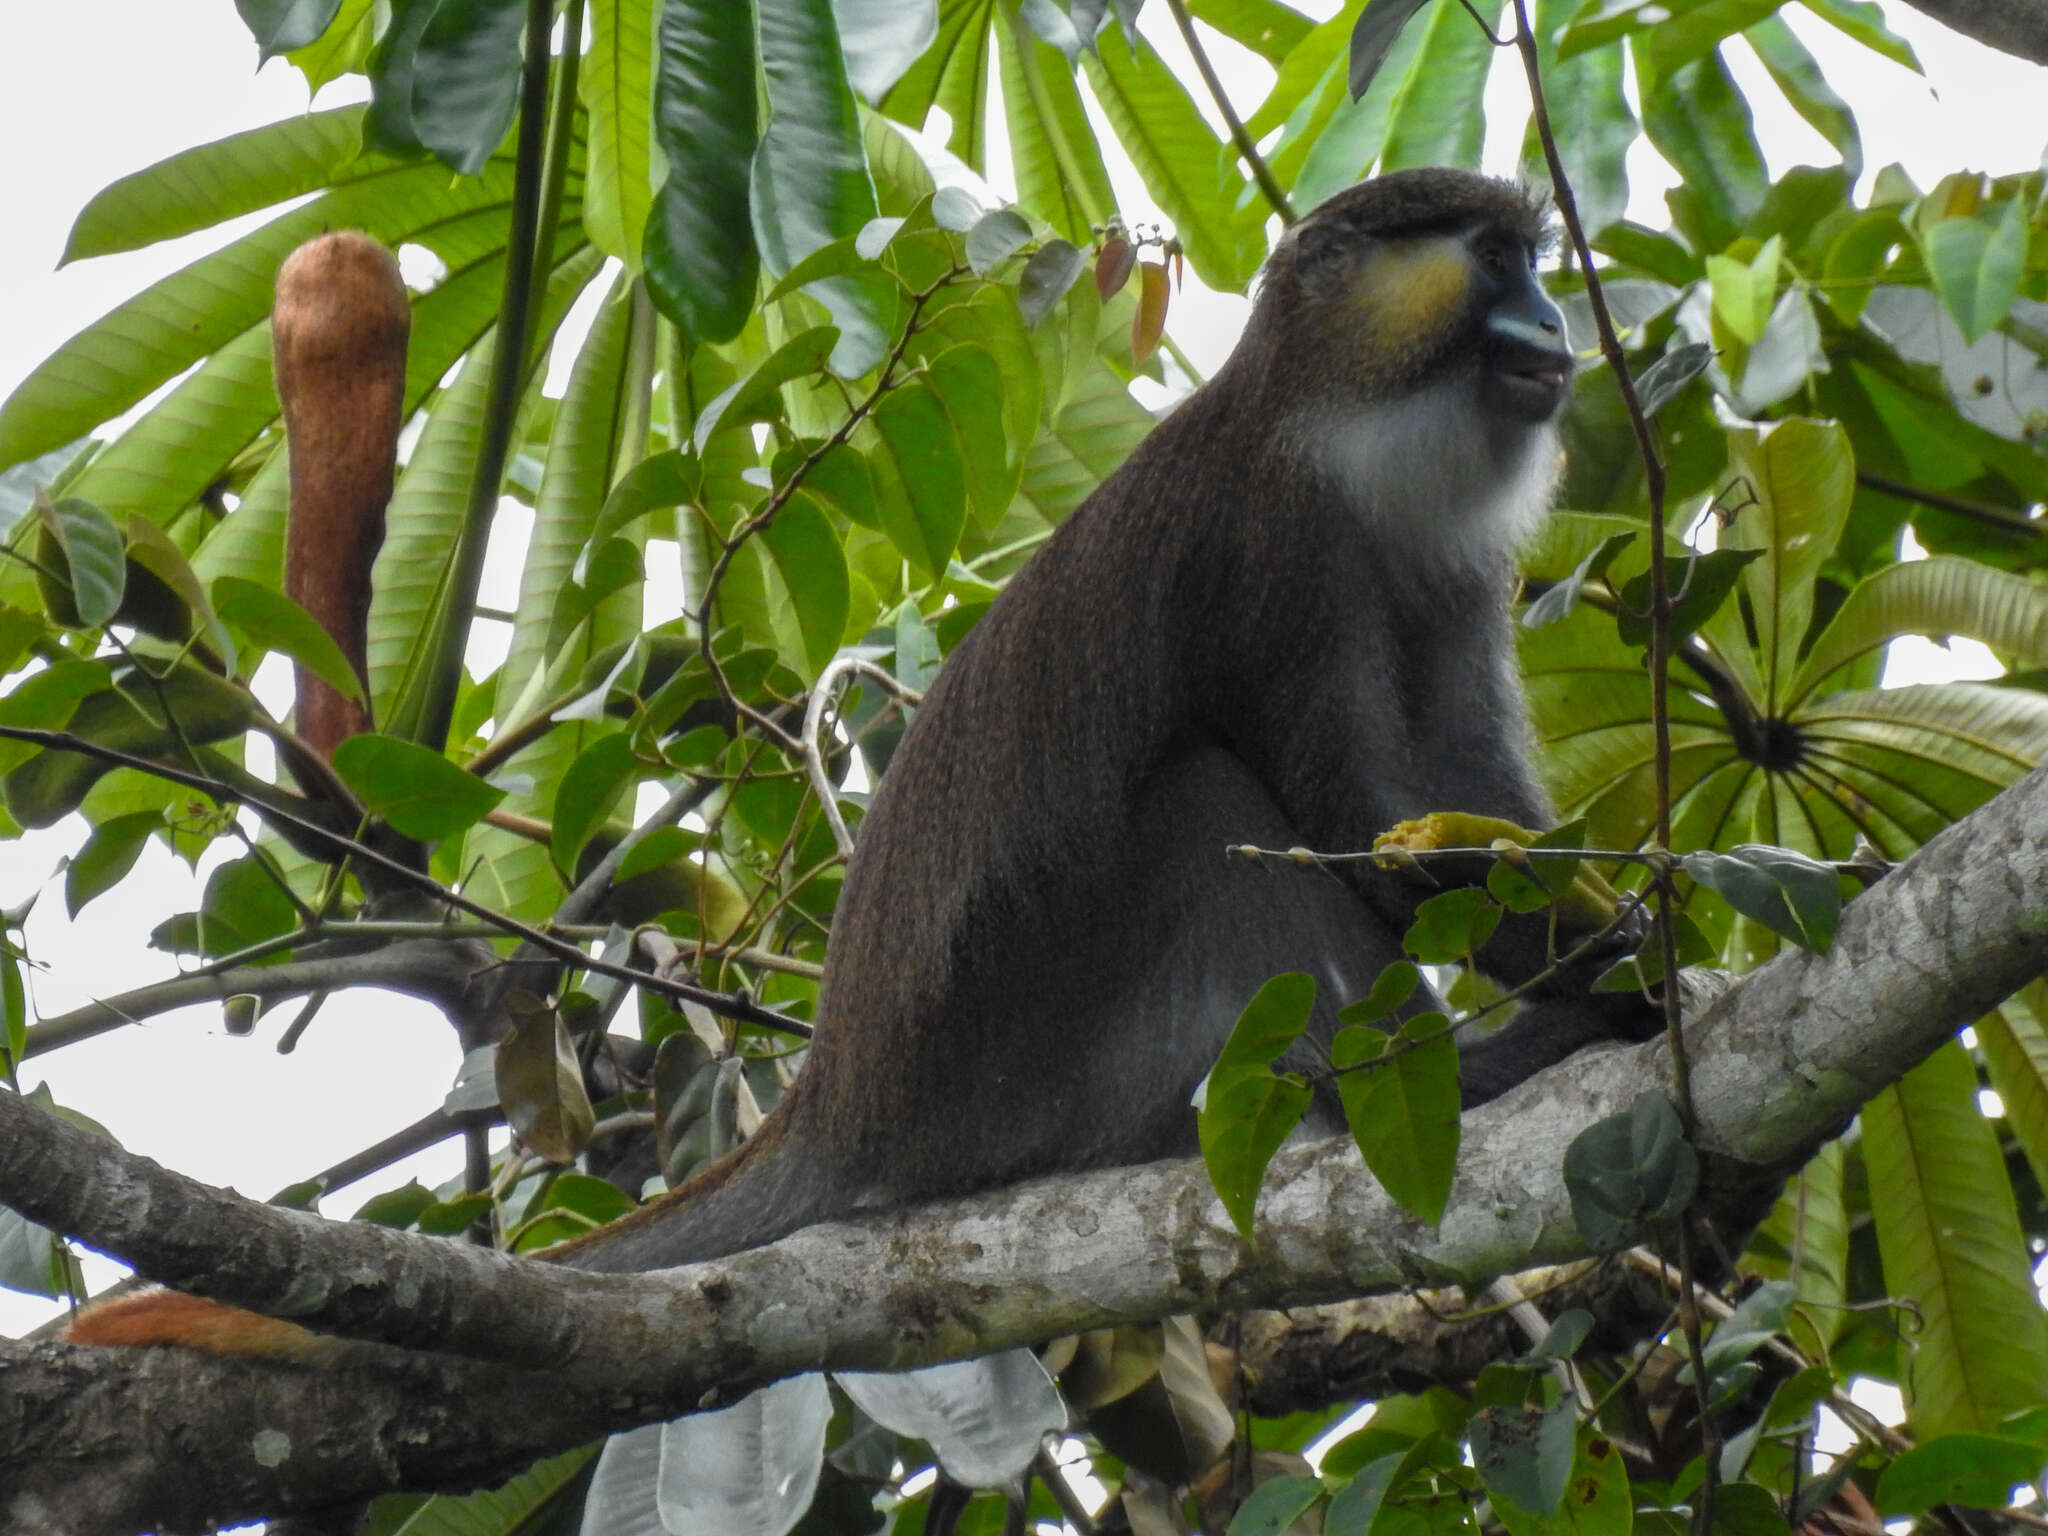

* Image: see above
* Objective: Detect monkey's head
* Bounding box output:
[1252,169,1572,429]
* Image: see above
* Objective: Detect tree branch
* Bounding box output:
[3,762,2045,1527]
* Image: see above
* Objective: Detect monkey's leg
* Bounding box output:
[1068,747,1447,1163]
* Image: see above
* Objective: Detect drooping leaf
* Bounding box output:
[1562,1092,1698,1248]
[758,491,852,679]
[584,0,659,270]
[1227,1474,1325,1535]
[1470,1392,1577,1519]
[1681,843,1840,954]
[1864,1042,2048,1438]
[837,1350,1067,1488]
[409,0,530,177]
[496,990,594,1163]
[754,0,890,375]
[1349,0,1431,99]
[1332,1017,1460,1225]
[1875,1435,2048,1515]
[653,1373,833,1536]
[332,734,506,840]
[870,380,969,577]
[644,0,759,339]
[1198,972,1317,1236]
[235,0,343,59]
[212,575,364,707]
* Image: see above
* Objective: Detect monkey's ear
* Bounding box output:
[1288,215,1367,296]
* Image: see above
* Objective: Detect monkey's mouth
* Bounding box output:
[1489,356,1574,421]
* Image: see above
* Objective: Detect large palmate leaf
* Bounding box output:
[1864,1043,2048,1438]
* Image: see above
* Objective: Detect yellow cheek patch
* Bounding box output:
[1355,240,1472,355]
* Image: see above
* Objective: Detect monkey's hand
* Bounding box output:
[1374,811,1630,940]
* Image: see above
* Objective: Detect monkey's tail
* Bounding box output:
[545,1104,837,1275]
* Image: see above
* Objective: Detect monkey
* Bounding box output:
[64,170,1661,1350]
[272,230,410,759]
[553,167,1661,1275]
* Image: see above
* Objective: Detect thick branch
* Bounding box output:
[3,763,2045,1526]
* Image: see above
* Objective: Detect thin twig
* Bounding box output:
[1163,0,1296,225]
[799,655,923,856]
[694,265,964,751]
[0,725,804,1037]
[1506,2,1716,1522]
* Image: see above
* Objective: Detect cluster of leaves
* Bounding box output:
[3,0,2048,1532]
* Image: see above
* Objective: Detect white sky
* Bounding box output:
[0,1,2041,1339]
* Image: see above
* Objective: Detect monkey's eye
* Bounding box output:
[1474,240,1513,277]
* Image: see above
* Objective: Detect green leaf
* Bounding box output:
[694,325,840,451]
[967,208,1034,276]
[1876,1435,2047,1515]
[1227,1474,1324,1535]
[3,662,254,829]
[1681,844,1839,954]
[212,575,365,707]
[1744,13,1862,180]
[759,491,853,679]
[835,0,939,102]
[1706,234,1782,345]
[1631,342,1714,419]
[1798,0,1920,70]
[1740,1139,1848,1358]
[871,381,969,577]
[235,0,343,58]
[1349,0,1431,99]
[1638,51,1766,251]
[1563,1092,1698,1248]
[1518,0,1633,234]
[1403,888,1500,965]
[1493,1430,1632,1536]
[1019,240,1088,325]
[1793,556,2048,704]
[1921,197,2028,344]
[1198,972,1317,1236]
[1324,1451,1408,1536]
[5,141,517,478]
[998,7,1117,243]
[331,735,506,841]
[40,495,126,628]
[1471,1393,1577,1518]
[584,0,659,271]
[1982,984,2048,1208]
[409,0,528,177]
[1333,1017,1460,1226]
[644,0,759,339]
[1337,960,1421,1027]
[1710,417,1854,711]
[550,731,638,875]
[1378,0,1495,173]
[290,0,374,93]
[924,345,1018,523]
[1616,547,1764,650]
[62,105,374,262]
[1864,1041,2048,1437]
[755,0,890,376]
[65,810,162,919]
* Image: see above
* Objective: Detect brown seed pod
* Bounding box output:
[1132,258,1170,365]
[272,231,410,758]
[1095,231,1135,302]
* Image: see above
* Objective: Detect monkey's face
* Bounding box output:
[1321,227,1572,426]
[1269,171,1574,433]
[1464,227,1574,424]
